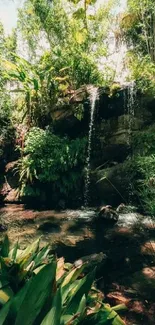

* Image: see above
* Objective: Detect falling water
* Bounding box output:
[127,81,136,145]
[84,87,98,207]
[125,81,136,202]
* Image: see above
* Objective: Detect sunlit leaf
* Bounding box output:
[73,8,85,19]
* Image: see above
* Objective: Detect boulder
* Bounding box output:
[92,161,134,206]
[98,205,118,222]
[74,252,107,273]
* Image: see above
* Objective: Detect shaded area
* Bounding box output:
[0,205,154,324]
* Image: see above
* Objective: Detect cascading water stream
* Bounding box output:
[84,87,98,207]
[124,81,136,202]
[127,81,136,145]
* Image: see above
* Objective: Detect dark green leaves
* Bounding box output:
[0,237,125,325]
[0,261,57,325]
[41,288,62,325]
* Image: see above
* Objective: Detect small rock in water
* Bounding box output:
[98,205,118,222]
[116,203,126,213]
[116,204,137,214]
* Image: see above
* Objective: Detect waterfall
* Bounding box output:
[84,87,98,207]
[125,81,136,202]
[127,81,136,145]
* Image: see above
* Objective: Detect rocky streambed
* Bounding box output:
[0,204,155,324]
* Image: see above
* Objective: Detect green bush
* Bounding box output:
[0,95,15,164]
[0,236,125,325]
[132,126,155,215]
[134,155,155,215]
[132,125,155,156]
[18,127,87,206]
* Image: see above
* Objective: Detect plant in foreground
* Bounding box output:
[0,236,126,324]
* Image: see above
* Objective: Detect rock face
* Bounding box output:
[92,161,134,206]
[1,85,155,208]
[0,161,20,204]
[90,90,155,207]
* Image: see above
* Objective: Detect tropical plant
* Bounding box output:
[17,127,87,206]
[0,236,125,325]
[121,0,155,95]
[17,0,117,88]
[130,125,155,215]
[3,53,72,127]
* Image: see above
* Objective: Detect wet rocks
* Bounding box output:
[74,252,107,272]
[98,205,119,222]
[92,160,135,206]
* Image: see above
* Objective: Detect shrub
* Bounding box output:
[0,95,15,167]
[135,155,155,216]
[18,127,87,206]
[132,125,155,215]
[0,236,125,325]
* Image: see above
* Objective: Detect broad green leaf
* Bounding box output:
[0,287,14,305]
[1,236,9,258]
[15,261,57,325]
[0,300,11,325]
[9,241,19,261]
[33,245,51,269]
[111,304,127,312]
[16,238,40,261]
[61,280,79,304]
[0,280,32,325]
[76,294,86,319]
[32,78,39,91]
[41,288,62,325]
[0,279,9,290]
[61,295,86,324]
[61,264,85,288]
[63,269,95,315]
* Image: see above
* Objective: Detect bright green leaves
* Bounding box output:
[0,237,125,325]
[18,127,87,203]
[15,262,56,325]
[40,289,62,325]
[75,29,87,44]
[0,262,56,325]
[73,8,86,19]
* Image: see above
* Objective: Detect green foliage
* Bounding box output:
[17,0,117,88]
[132,124,155,156]
[3,53,74,126]
[18,127,87,205]
[0,94,15,162]
[127,53,155,95]
[132,125,155,215]
[134,155,155,216]
[0,236,125,325]
[122,0,155,94]
[123,0,155,58]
